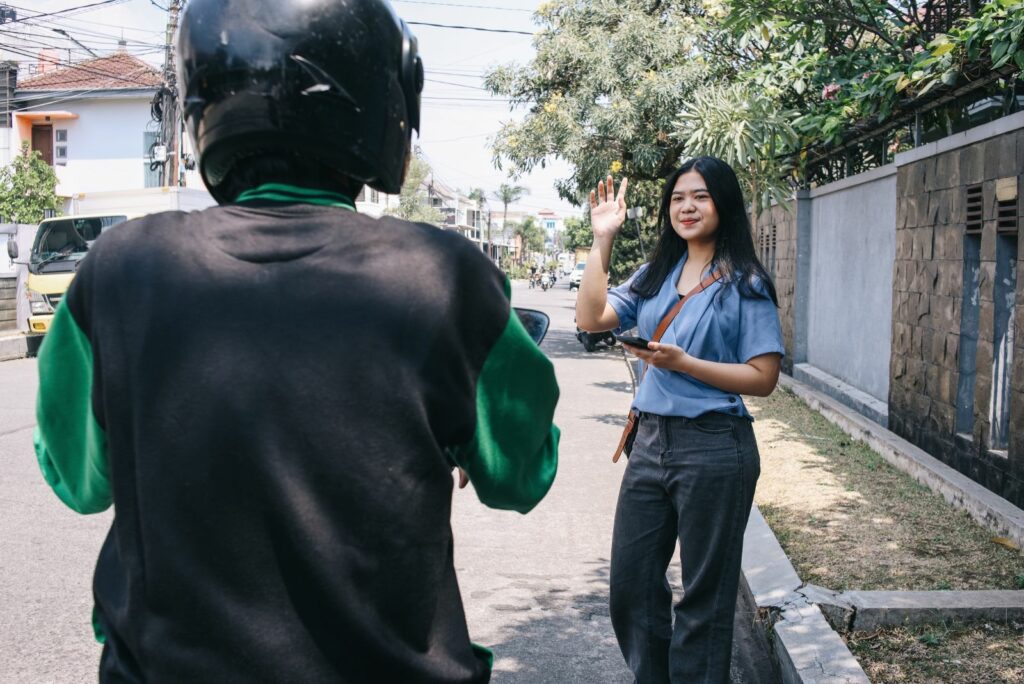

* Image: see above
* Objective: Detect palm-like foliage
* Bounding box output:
[489,183,529,260]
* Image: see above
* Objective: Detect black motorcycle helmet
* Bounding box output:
[177,0,424,203]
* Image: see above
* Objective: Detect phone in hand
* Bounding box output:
[618,335,651,349]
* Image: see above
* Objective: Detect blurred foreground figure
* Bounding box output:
[34,1,559,681]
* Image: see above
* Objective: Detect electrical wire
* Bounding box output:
[395,0,532,11]
[0,0,127,25]
[406,21,533,35]
[425,77,488,91]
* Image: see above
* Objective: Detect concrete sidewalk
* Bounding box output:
[0,332,38,362]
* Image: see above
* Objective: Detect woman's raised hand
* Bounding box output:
[589,175,628,243]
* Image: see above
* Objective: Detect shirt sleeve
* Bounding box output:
[34,290,112,515]
[607,264,647,333]
[449,278,560,514]
[737,276,786,363]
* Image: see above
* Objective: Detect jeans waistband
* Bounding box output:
[636,411,747,424]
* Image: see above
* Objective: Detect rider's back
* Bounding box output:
[81,204,501,682]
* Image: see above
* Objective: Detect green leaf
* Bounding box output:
[940,69,959,86]
[793,78,806,94]
[931,42,956,57]
[895,75,911,92]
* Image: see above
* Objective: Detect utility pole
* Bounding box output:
[160,0,183,187]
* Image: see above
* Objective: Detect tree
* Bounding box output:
[385,156,443,224]
[0,142,60,224]
[701,0,1023,179]
[486,1,710,196]
[489,183,529,260]
[485,0,710,281]
[562,216,591,253]
[514,215,546,261]
[674,83,799,234]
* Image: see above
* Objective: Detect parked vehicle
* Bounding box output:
[6,214,128,334]
[576,326,616,352]
[569,262,585,291]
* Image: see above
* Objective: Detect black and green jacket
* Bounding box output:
[35,185,560,683]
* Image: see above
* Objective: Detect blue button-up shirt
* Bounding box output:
[608,254,785,420]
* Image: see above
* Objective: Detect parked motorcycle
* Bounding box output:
[575,326,617,352]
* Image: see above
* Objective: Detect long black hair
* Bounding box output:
[630,156,779,305]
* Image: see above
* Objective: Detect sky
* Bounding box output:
[6,0,583,217]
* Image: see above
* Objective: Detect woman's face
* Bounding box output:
[668,170,719,245]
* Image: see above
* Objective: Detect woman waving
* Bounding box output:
[576,157,784,683]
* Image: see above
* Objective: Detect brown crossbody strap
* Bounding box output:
[650,271,722,344]
[612,270,721,463]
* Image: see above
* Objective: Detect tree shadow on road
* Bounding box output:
[582,413,628,427]
[592,381,633,394]
[484,559,629,683]
[483,559,779,684]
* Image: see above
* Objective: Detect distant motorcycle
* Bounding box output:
[540,273,552,291]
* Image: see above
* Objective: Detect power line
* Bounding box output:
[422,95,512,102]
[394,0,532,11]
[425,77,488,91]
[406,21,533,35]
[0,0,127,25]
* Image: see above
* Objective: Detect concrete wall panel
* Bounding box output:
[807,169,897,403]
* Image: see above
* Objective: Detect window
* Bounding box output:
[369,189,379,204]
[55,129,67,142]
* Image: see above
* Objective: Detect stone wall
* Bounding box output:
[753,203,798,373]
[889,125,1023,507]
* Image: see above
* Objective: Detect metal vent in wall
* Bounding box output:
[965,184,983,234]
[995,177,1018,235]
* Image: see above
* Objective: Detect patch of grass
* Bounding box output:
[748,387,1024,591]
[847,621,1024,683]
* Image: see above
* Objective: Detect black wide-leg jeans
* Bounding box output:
[609,411,760,684]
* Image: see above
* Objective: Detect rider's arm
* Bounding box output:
[448,277,559,514]
[34,273,112,515]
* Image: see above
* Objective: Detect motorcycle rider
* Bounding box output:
[33,1,560,681]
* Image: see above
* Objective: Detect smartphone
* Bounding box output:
[618,335,651,349]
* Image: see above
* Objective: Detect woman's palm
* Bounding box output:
[589,175,628,241]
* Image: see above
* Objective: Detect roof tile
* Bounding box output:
[18,52,162,91]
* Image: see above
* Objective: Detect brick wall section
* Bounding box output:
[890,128,1024,507]
[752,204,797,373]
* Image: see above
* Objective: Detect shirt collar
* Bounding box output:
[235,183,356,211]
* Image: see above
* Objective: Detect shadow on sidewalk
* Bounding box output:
[484,560,779,683]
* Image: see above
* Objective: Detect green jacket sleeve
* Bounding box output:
[450,288,560,514]
[34,301,112,515]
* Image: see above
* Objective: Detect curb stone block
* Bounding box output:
[773,602,870,684]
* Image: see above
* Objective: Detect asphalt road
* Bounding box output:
[0,277,776,683]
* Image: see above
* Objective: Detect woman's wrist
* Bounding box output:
[673,351,694,375]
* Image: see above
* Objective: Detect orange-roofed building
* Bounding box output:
[1,49,212,210]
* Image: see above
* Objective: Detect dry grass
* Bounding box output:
[847,620,1024,683]
[748,387,1024,591]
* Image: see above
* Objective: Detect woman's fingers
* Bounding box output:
[616,177,628,207]
[589,190,597,208]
